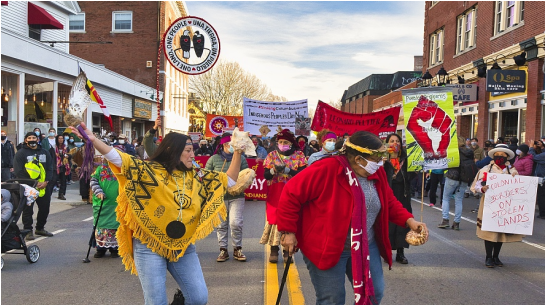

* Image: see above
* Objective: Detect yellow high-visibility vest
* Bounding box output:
[25,156,46,197]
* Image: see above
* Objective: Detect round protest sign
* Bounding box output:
[162,16,220,75]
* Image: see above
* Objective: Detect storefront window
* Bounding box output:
[1,73,18,139]
[501,110,518,139]
[24,81,53,133]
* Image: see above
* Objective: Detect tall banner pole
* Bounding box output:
[156,40,163,141]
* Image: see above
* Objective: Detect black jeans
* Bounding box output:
[537,183,545,217]
[22,183,52,231]
[58,172,67,196]
[429,173,445,204]
[80,176,90,200]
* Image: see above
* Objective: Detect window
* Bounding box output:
[429,29,443,66]
[494,1,524,35]
[28,24,41,41]
[456,7,477,54]
[69,13,85,31]
[112,11,132,32]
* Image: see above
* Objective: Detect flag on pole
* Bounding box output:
[79,67,113,130]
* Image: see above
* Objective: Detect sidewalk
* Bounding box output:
[50,180,89,215]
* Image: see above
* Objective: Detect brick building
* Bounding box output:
[69,1,191,136]
[422,1,545,144]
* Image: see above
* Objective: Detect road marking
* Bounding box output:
[286,258,305,305]
[264,245,279,305]
[2,229,66,255]
[82,216,94,222]
[411,198,545,252]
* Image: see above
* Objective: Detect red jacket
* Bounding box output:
[276,156,414,270]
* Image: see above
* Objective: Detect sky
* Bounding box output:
[185,1,425,110]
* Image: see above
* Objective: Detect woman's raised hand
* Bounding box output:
[68,122,96,142]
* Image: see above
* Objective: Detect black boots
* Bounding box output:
[395,248,408,264]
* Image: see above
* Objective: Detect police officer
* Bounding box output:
[13,132,54,240]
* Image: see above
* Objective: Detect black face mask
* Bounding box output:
[494,156,507,165]
[27,141,38,147]
[1,136,6,141]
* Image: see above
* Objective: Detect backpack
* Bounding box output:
[460,158,478,184]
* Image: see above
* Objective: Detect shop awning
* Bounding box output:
[1,2,9,6]
[27,2,63,30]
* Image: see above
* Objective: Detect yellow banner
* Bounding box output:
[402,87,459,171]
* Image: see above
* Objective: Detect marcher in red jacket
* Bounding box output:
[278,131,428,305]
[513,144,534,176]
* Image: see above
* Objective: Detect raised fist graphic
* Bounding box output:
[406,95,452,159]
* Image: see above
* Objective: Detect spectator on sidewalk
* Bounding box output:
[54,134,70,201]
[476,140,495,169]
[438,136,474,231]
[1,130,16,181]
[508,137,518,164]
[13,132,54,240]
[195,140,213,156]
[471,138,485,161]
[529,142,545,219]
[40,128,57,152]
[513,144,533,176]
[114,134,136,156]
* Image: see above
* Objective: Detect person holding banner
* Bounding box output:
[383,133,412,264]
[260,129,307,263]
[307,129,338,166]
[206,133,249,262]
[470,144,521,268]
[278,131,427,305]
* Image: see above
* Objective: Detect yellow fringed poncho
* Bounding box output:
[110,152,227,275]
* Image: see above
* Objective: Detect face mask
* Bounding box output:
[228,145,234,154]
[134,143,138,147]
[324,142,336,152]
[1,136,6,141]
[119,140,125,144]
[494,156,507,166]
[27,141,38,147]
[516,149,522,155]
[69,139,74,143]
[35,131,40,136]
[358,157,384,175]
[471,142,477,146]
[64,136,69,141]
[298,141,306,149]
[278,144,291,152]
[252,141,258,146]
[49,132,55,137]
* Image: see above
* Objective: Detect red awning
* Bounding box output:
[1,2,9,6]
[27,2,63,30]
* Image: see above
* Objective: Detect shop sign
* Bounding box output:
[133,99,152,119]
[486,70,526,93]
[447,84,478,102]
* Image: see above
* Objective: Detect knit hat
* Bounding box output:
[24,132,37,139]
[276,129,296,145]
[517,144,529,154]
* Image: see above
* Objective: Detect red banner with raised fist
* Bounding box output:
[194,156,268,200]
[311,101,400,139]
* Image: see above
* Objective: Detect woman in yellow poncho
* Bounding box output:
[71,123,243,305]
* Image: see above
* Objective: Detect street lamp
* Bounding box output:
[436,66,448,86]
[422,70,433,87]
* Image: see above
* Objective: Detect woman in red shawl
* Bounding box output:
[278,131,428,305]
[260,129,307,263]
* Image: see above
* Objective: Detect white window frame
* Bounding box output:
[456,7,477,54]
[429,28,444,66]
[69,13,85,32]
[112,11,133,32]
[494,1,524,36]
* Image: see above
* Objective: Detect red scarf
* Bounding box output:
[335,156,374,305]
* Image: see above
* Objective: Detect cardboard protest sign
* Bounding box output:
[481,173,539,235]
[310,101,399,139]
[243,98,308,136]
[402,87,459,171]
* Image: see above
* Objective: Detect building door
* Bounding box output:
[501,110,518,139]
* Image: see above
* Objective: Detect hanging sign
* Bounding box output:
[133,99,152,119]
[206,114,243,138]
[162,16,220,75]
[446,84,478,102]
[486,70,526,93]
[481,173,538,235]
[402,87,459,171]
[310,101,399,139]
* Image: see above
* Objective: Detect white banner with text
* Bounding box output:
[243,98,308,136]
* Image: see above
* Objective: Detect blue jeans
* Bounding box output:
[302,241,384,305]
[133,239,208,305]
[441,177,467,223]
[217,197,245,248]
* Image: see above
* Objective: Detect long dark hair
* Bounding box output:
[55,134,65,148]
[149,132,192,174]
[343,131,383,159]
[385,133,407,160]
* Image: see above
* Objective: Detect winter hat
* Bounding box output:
[517,144,529,154]
[488,143,515,159]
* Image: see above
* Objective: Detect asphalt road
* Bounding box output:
[2,183,545,305]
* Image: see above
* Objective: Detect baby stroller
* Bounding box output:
[1,179,41,269]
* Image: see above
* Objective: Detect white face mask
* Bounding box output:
[119,140,125,144]
[358,157,384,175]
[516,149,522,155]
[324,141,335,152]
